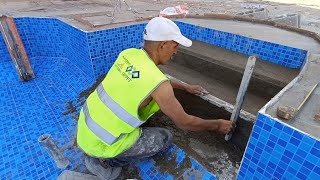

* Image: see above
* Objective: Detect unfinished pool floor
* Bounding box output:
[161,40,300,115]
[0,41,303,179]
[0,57,220,179]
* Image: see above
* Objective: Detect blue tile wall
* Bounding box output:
[175,21,307,69]
[0,31,11,63]
[0,17,317,179]
[0,61,19,84]
[11,17,95,92]
[87,23,146,78]
[59,22,94,80]
[14,18,65,58]
[238,113,320,180]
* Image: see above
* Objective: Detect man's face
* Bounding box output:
[158,41,179,65]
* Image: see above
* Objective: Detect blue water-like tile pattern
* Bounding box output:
[14,18,65,58]
[59,22,94,80]
[0,31,12,63]
[175,21,307,69]
[136,144,217,180]
[0,57,96,179]
[238,113,320,180]
[86,23,145,78]
[0,61,19,84]
[0,17,318,179]
[0,18,217,179]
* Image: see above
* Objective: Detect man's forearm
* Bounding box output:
[170,79,189,91]
[177,115,220,132]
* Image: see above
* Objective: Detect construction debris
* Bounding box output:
[240,3,268,10]
[160,5,189,17]
[237,8,268,19]
[272,14,301,28]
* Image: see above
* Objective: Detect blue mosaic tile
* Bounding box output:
[0,83,17,115]
[0,61,20,84]
[135,144,216,180]
[175,21,307,69]
[0,31,12,63]
[15,18,65,58]
[1,16,317,179]
[59,22,94,80]
[238,113,320,180]
[29,57,68,78]
[87,23,145,77]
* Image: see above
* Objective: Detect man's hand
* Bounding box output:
[186,85,209,95]
[169,79,209,95]
[215,119,235,134]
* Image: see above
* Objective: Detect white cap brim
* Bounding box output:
[174,35,192,47]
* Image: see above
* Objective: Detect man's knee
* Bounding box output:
[145,127,173,150]
[158,128,173,146]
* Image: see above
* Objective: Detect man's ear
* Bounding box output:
[159,41,167,49]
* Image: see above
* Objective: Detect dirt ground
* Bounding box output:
[0,0,320,33]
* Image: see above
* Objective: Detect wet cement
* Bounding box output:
[65,75,249,179]
[266,53,320,139]
[160,40,299,115]
[143,89,250,180]
[62,73,107,123]
[154,150,192,177]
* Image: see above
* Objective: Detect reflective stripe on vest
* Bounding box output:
[96,83,143,128]
[83,102,119,145]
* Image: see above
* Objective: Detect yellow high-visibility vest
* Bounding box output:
[77,48,168,158]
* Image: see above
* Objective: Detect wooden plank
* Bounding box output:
[0,15,35,81]
[225,56,256,141]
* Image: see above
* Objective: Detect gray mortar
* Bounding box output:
[265,53,320,139]
[145,89,248,180]
[160,40,299,115]
[153,40,303,179]
[58,170,99,180]
[166,74,256,122]
[177,18,320,54]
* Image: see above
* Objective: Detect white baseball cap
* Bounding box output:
[143,17,192,47]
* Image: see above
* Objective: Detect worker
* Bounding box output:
[76,17,234,179]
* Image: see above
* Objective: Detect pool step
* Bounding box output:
[160,40,299,114]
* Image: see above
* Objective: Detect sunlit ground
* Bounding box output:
[264,0,320,9]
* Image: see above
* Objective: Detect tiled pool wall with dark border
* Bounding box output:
[3,17,308,78]
[0,17,317,179]
[175,21,308,69]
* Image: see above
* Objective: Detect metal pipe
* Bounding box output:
[38,134,70,168]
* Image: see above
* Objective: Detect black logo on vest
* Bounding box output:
[115,56,140,82]
[126,65,140,79]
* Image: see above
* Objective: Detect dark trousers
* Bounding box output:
[100,127,173,167]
